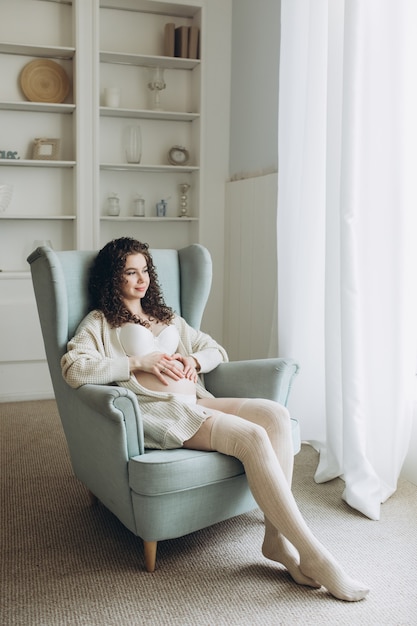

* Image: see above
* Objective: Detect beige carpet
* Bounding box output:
[1,399,417,625]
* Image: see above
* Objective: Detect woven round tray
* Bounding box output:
[20,59,70,103]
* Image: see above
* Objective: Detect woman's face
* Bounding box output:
[120,253,150,304]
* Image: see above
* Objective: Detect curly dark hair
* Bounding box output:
[88,237,175,328]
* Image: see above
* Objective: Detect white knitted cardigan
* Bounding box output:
[61,310,229,449]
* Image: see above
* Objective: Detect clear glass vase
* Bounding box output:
[124,126,142,164]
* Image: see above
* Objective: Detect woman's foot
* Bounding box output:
[262,535,320,588]
[300,549,369,602]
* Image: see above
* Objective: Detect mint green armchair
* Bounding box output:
[28,244,300,572]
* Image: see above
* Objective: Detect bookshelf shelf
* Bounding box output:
[100,51,199,70]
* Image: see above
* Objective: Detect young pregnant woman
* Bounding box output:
[61,237,369,602]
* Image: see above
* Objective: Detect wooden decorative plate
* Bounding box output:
[20,59,70,103]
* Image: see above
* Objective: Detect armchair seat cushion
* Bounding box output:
[129,448,245,496]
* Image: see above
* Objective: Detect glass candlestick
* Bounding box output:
[147,66,166,111]
[178,183,190,217]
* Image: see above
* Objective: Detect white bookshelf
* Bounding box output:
[0,0,232,401]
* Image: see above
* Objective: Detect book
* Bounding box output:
[175,25,189,58]
[164,23,175,57]
[188,25,200,59]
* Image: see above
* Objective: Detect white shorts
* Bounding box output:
[171,393,197,406]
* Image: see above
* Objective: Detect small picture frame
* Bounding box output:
[32,138,60,161]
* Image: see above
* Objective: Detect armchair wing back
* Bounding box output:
[28,244,300,572]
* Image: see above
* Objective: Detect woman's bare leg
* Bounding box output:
[185,405,369,602]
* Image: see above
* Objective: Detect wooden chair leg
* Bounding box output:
[144,540,157,572]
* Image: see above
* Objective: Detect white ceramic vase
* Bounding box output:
[125,126,142,164]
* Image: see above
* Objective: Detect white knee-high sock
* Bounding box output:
[210,413,369,602]
[236,399,294,481]
[236,400,319,587]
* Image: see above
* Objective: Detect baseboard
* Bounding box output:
[0,391,55,403]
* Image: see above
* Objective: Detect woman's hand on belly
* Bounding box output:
[171,353,199,383]
[129,351,186,385]
[132,355,197,394]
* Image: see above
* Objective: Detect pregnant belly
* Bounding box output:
[134,359,196,395]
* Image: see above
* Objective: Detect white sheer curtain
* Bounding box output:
[277,0,417,520]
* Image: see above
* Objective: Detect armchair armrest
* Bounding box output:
[57,384,146,534]
[203,358,299,407]
[77,384,145,456]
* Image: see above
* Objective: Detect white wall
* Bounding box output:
[223,0,281,358]
[230,0,280,178]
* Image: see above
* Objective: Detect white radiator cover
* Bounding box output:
[224,172,278,361]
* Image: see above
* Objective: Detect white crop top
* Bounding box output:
[119,323,180,357]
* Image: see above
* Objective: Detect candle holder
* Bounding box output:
[178,183,190,217]
[147,66,166,111]
[133,194,145,217]
[107,192,120,216]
